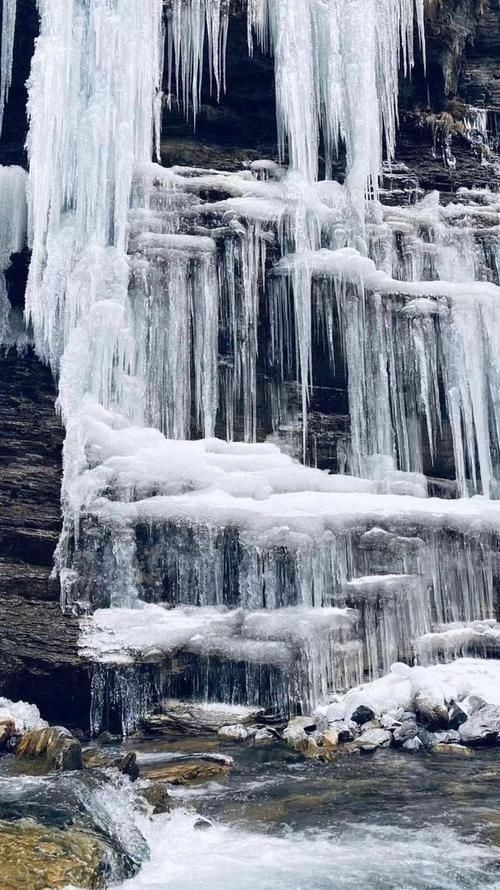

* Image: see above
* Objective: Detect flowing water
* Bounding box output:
[110,740,500,888]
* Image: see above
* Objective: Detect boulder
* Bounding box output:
[379,709,405,731]
[461,695,487,716]
[414,690,448,729]
[402,736,423,752]
[448,702,468,729]
[351,705,376,726]
[321,729,341,749]
[96,731,120,746]
[253,728,277,744]
[432,729,461,745]
[112,752,139,781]
[142,700,263,735]
[283,717,312,751]
[392,721,419,745]
[0,819,110,889]
[194,818,213,831]
[16,727,83,772]
[140,759,231,785]
[351,729,392,752]
[459,704,500,745]
[217,724,249,741]
[141,782,171,815]
[432,743,473,757]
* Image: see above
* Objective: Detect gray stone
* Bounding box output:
[392,721,419,745]
[459,704,500,745]
[217,724,249,741]
[448,702,468,729]
[253,728,276,744]
[432,729,461,745]
[461,695,487,716]
[352,729,392,752]
[379,709,405,731]
[402,736,423,752]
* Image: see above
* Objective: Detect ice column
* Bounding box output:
[26,0,164,386]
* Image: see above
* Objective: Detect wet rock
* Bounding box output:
[351,705,376,726]
[16,727,83,772]
[321,729,341,749]
[283,717,314,751]
[414,690,448,729]
[448,702,468,729]
[0,719,16,749]
[112,752,139,781]
[417,728,436,749]
[432,743,473,757]
[142,700,263,735]
[432,729,461,745]
[350,729,392,752]
[217,724,249,741]
[402,737,423,752]
[141,760,231,785]
[194,817,213,831]
[303,737,321,759]
[459,704,500,745]
[96,731,120,746]
[253,728,277,744]
[393,721,419,746]
[142,782,171,815]
[0,818,110,889]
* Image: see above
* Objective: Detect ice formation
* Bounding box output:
[17,0,500,729]
[0,164,27,342]
[0,697,47,732]
[0,0,16,134]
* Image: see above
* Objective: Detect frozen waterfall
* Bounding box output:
[15,0,500,731]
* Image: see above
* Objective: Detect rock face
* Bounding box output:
[0,349,90,729]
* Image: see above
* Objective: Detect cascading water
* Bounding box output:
[2,0,500,736]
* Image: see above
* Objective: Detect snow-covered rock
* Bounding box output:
[459,704,500,745]
[217,724,249,741]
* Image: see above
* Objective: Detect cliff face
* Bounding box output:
[0,0,499,729]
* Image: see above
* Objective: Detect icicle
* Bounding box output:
[0,0,17,135]
[166,0,229,123]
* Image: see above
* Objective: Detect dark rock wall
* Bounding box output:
[0,349,90,727]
